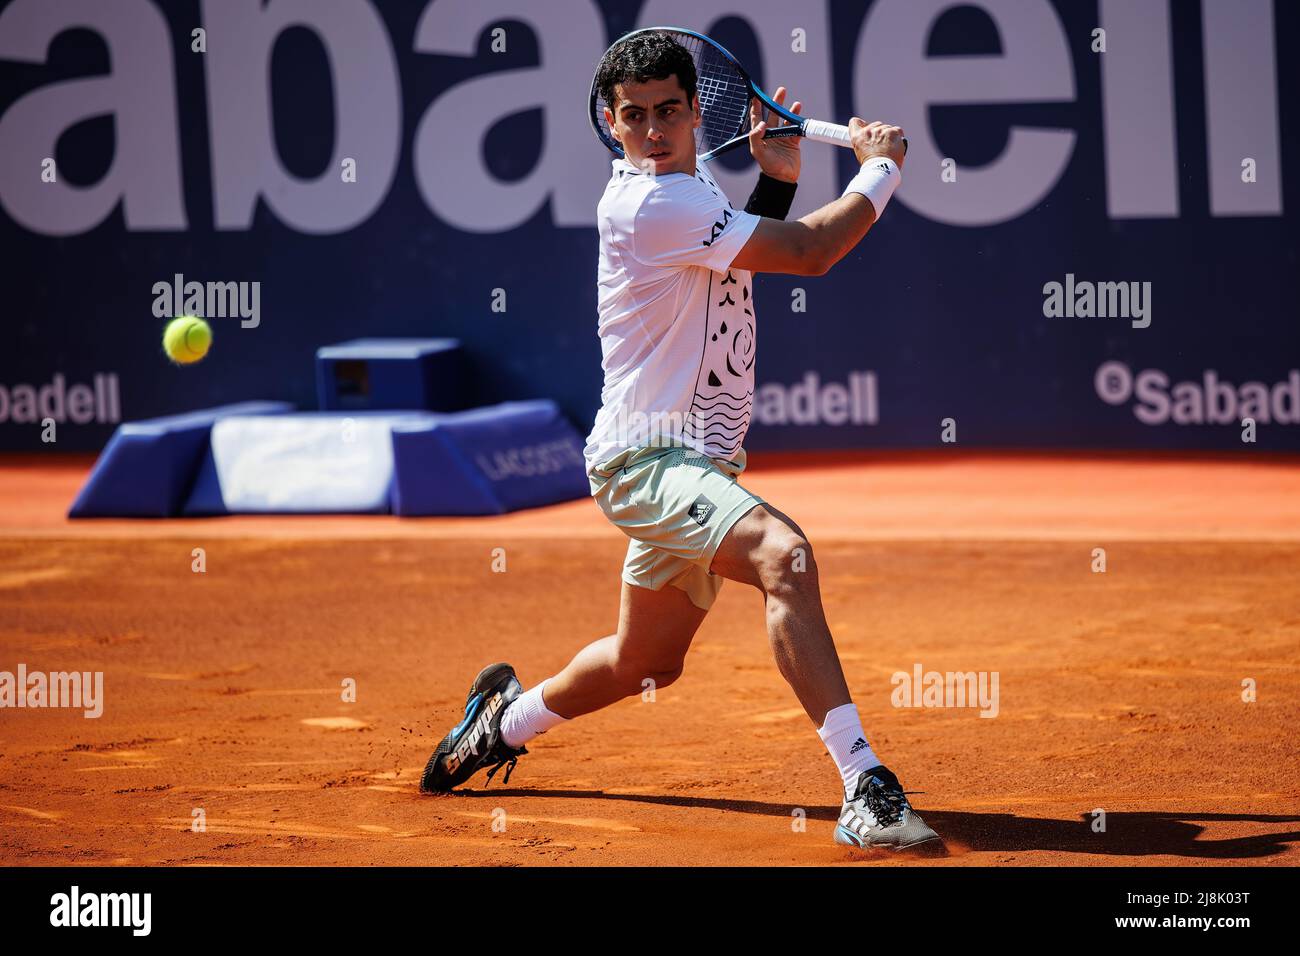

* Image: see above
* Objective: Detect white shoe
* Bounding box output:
[834,765,943,852]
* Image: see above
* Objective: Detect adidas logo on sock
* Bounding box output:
[849,738,868,754]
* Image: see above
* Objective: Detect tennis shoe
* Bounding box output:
[834,764,943,852]
[420,662,527,792]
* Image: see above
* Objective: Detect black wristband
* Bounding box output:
[744,173,798,220]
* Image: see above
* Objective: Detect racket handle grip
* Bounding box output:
[801,119,852,147]
[803,120,909,155]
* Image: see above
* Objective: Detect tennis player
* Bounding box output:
[422,31,940,853]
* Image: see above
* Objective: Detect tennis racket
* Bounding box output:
[590,26,905,162]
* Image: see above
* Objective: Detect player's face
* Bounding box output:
[605,76,701,176]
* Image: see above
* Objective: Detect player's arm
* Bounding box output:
[731,195,877,276]
[731,119,905,277]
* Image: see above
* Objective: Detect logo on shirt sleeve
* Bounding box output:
[702,208,734,247]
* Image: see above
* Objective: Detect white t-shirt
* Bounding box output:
[583,155,762,473]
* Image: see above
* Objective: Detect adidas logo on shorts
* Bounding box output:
[688,495,716,526]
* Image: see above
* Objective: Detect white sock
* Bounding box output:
[500,679,568,749]
[817,702,882,799]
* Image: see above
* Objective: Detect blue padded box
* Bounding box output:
[315,338,466,412]
[68,401,294,518]
[391,400,589,515]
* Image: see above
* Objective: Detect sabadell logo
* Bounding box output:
[1094,362,1300,425]
[0,373,121,425]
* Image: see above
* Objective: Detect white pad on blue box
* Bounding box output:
[185,412,436,514]
[69,401,295,518]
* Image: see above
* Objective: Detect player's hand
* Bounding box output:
[849,119,906,170]
[748,86,801,184]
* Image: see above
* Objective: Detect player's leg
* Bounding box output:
[420,545,711,792]
[709,500,942,851]
[536,575,708,719]
[420,446,727,793]
[707,501,849,725]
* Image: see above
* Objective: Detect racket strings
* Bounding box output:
[676,33,751,154]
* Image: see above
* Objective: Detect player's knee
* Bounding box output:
[755,531,817,597]
[640,664,684,694]
[611,654,684,696]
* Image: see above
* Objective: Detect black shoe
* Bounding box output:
[420,663,527,793]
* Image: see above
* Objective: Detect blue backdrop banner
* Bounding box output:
[1,0,1296,451]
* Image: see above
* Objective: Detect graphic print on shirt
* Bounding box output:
[687,268,754,457]
[687,169,753,458]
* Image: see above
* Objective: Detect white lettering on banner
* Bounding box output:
[475,438,585,481]
[754,372,877,427]
[413,0,609,232]
[1100,0,1282,219]
[1099,0,1180,218]
[201,0,402,233]
[0,1,1286,235]
[855,0,1077,227]
[0,0,186,235]
[1201,0,1282,216]
[0,374,121,426]
[1094,361,1300,426]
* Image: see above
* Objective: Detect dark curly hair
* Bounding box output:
[596,31,698,112]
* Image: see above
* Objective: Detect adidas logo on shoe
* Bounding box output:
[840,804,879,832]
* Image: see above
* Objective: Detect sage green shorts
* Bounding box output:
[588,445,765,611]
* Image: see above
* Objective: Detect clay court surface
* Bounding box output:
[1,452,1297,867]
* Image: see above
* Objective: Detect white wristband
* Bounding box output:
[843,157,902,219]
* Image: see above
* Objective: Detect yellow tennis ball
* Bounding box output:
[163,315,212,365]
